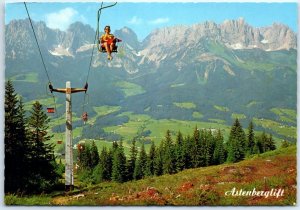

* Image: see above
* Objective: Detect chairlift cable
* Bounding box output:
[96,2,117,52]
[81,2,117,123]
[24,2,51,84]
[80,6,101,123]
[25,2,64,141]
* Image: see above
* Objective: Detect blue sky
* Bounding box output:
[5,2,298,41]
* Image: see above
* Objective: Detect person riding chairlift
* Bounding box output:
[100,25,116,60]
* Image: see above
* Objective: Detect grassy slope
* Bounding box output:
[6,145,296,206]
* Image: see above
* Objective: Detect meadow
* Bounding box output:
[45,104,295,154]
[5,145,296,206]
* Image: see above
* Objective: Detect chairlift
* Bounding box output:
[99,38,122,53]
[47,107,55,113]
[96,2,120,54]
[82,112,88,122]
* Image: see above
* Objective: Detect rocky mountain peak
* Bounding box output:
[260,23,296,50]
[114,26,140,50]
[5,18,297,65]
[5,18,55,58]
[62,21,95,53]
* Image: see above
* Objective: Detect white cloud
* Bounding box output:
[127,16,143,25]
[45,8,78,31]
[148,17,170,25]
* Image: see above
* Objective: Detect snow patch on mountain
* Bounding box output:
[76,44,95,52]
[49,45,74,57]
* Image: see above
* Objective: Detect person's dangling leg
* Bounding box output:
[103,42,112,60]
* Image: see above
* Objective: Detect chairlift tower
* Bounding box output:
[51,81,87,191]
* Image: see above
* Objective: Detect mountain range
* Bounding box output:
[5,18,297,142]
[6,18,296,66]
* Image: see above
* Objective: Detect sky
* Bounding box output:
[4,1,299,41]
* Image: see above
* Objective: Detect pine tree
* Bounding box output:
[265,134,276,151]
[162,130,176,174]
[79,144,92,169]
[134,143,148,180]
[92,164,102,184]
[146,141,156,176]
[93,146,111,182]
[127,139,138,180]
[191,127,200,167]
[259,131,268,153]
[246,121,255,156]
[203,130,214,166]
[281,140,290,148]
[254,136,262,154]
[213,129,226,165]
[111,140,127,183]
[191,126,206,167]
[226,119,246,163]
[90,141,100,168]
[5,81,29,193]
[55,158,65,177]
[112,141,119,152]
[27,101,51,141]
[182,135,193,169]
[154,141,163,176]
[98,147,109,181]
[175,131,185,172]
[91,142,113,183]
[26,101,59,192]
[106,148,113,180]
[139,143,148,177]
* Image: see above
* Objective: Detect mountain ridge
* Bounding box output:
[5,18,297,58]
[5,18,297,143]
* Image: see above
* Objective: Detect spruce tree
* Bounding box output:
[26,101,59,192]
[97,147,113,181]
[106,148,113,180]
[99,147,109,181]
[154,141,163,176]
[134,143,148,180]
[112,141,119,152]
[281,140,290,148]
[203,130,214,166]
[183,135,193,169]
[5,81,29,193]
[162,130,176,174]
[80,144,92,169]
[191,126,204,167]
[111,140,127,183]
[175,131,185,172]
[127,139,138,180]
[213,129,226,165]
[191,127,199,167]
[94,146,110,182]
[92,164,102,184]
[90,141,100,168]
[246,121,255,156]
[146,141,156,176]
[226,119,246,163]
[254,136,262,154]
[259,132,268,153]
[265,134,276,151]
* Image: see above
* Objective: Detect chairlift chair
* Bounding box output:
[47,107,55,113]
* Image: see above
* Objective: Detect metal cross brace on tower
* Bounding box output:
[50,81,87,191]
